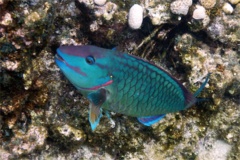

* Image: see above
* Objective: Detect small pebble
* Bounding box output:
[170,0,192,15]
[222,3,234,14]
[193,5,207,20]
[128,4,143,29]
[94,0,106,6]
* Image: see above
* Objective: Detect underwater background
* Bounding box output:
[0,0,239,159]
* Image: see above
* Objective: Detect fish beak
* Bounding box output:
[55,54,63,61]
[55,50,66,64]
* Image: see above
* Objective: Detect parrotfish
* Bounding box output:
[55,45,210,131]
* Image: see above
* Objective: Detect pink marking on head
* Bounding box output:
[65,62,87,77]
[79,80,113,91]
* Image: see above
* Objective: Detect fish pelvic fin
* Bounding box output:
[193,73,211,97]
[89,103,102,131]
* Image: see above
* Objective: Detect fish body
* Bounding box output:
[55,45,209,130]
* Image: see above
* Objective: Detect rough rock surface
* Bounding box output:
[0,0,239,159]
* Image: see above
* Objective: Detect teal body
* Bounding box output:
[55,45,209,130]
[98,52,194,115]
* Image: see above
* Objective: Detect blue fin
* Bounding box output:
[137,114,166,126]
[89,103,102,131]
[194,73,211,97]
[87,89,108,131]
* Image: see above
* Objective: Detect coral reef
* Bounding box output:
[0,0,239,159]
[147,3,171,26]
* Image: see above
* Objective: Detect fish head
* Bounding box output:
[55,45,114,91]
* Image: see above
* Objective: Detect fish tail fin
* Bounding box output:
[193,73,211,97]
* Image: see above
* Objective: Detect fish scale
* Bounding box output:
[103,53,186,116]
[55,45,209,130]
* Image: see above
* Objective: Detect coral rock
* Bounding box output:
[11,125,48,156]
[0,149,12,160]
[170,0,192,15]
[57,124,86,142]
[199,0,216,9]
[196,140,232,160]
[147,4,171,25]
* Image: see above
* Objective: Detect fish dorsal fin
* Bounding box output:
[137,114,166,126]
[87,88,107,131]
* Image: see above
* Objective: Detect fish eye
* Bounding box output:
[86,56,95,65]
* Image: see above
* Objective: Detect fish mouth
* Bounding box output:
[55,51,65,63]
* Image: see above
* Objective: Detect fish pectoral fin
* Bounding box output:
[137,114,166,126]
[87,88,107,106]
[89,103,102,131]
[88,88,108,131]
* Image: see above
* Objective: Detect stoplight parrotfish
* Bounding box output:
[55,45,210,131]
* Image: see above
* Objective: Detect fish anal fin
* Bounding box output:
[137,115,165,126]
